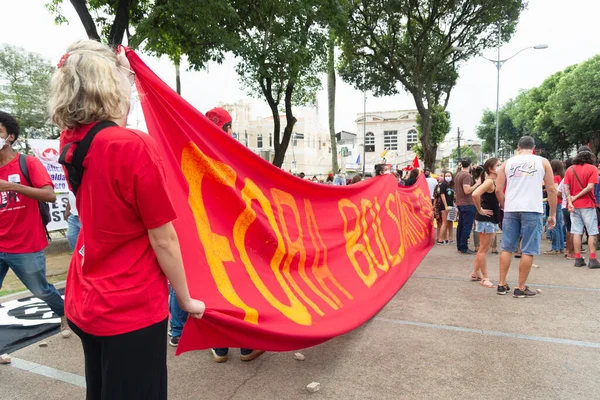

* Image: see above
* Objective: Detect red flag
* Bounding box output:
[127,50,433,354]
[411,155,420,169]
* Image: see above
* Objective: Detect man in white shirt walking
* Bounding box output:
[424,168,438,204]
[495,136,557,298]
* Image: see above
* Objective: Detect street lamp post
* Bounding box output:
[483,24,548,157]
[362,90,366,177]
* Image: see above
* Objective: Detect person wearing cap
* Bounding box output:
[202,107,265,362]
[564,146,599,268]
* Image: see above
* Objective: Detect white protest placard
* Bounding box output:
[28,139,68,193]
[28,139,69,231]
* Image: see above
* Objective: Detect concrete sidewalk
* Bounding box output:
[2,241,600,399]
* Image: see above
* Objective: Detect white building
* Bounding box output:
[222,102,334,177]
[356,109,420,174]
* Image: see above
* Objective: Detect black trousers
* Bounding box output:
[69,318,168,400]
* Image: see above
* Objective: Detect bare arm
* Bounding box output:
[473,178,495,217]
[0,181,56,202]
[542,159,557,228]
[148,222,205,319]
[441,193,449,210]
[495,163,507,209]
[462,180,481,195]
[570,183,595,202]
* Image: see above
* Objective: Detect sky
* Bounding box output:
[1,0,599,141]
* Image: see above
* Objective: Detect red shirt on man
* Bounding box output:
[564,164,598,209]
[0,154,53,253]
[60,123,177,336]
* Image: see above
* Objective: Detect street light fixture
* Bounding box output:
[483,24,548,157]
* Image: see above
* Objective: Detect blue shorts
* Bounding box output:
[501,212,543,256]
[475,220,500,234]
[570,208,599,236]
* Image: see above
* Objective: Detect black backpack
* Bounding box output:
[58,120,117,196]
[19,155,51,239]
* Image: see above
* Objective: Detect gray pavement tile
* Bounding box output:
[0,364,85,400]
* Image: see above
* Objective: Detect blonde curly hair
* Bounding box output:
[48,40,130,129]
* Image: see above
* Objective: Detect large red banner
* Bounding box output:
[127,50,434,354]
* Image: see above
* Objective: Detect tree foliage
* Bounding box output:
[450,145,477,164]
[0,45,58,142]
[476,55,600,159]
[335,0,525,169]
[45,0,152,46]
[134,0,332,167]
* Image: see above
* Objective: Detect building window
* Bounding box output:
[365,132,375,152]
[383,130,398,150]
[257,134,263,149]
[407,129,418,151]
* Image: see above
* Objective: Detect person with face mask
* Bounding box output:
[0,111,71,339]
[437,171,455,244]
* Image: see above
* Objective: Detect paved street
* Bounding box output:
[2,239,600,399]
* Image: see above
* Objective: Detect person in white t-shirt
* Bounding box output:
[424,168,438,204]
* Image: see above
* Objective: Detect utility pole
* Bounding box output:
[362,91,366,177]
[457,127,462,165]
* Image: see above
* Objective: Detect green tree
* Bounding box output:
[549,55,600,157]
[335,0,525,170]
[417,104,451,153]
[134,0,332,167]
[450,145,477,165]
[45,0,152,46]
[0,45,58,142]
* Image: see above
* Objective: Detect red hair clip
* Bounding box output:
[57,53,70,68]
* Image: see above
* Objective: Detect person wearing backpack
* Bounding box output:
[564,146,599,269]
[49,40,205,400]
[0,111,72,338]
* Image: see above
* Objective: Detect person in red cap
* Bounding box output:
[168,106,265,362]
[205,107,233,135]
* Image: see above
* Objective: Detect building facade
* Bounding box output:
[222,102,334,177]
[355,109,420,173]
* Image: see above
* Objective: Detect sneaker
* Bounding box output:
[574,258,587,268]
[169,336,180,347]
[497,284,511,295]
[513,286,536,298]
[566,253,576,260]
[211,348,229,363]
[60,316,72,339]
[588,258,600,269]
[240,350,265,362]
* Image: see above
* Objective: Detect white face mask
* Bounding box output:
[445,177,452,182]
[0,137,7,149]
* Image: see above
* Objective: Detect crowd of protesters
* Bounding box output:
[429,136,599,297]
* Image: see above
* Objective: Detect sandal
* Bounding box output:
[448,240,455,244]
[515,253,522,258]
[436,240,446,245]
[470,274,482,281]
[491,249,499,254]
[480,278,495,288]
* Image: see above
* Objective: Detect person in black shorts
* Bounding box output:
[437,171,455,244]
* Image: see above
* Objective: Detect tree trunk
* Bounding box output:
[419,109,436,170]
[273,81,297,167]
[589,131,600,159]
[107,0,130,46]
[175,61,181,95]
[69,0,101,41]
[327,31,339,173]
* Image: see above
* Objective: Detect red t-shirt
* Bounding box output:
[60,123,177,336]
[0,154,53,253]
[553,175,561,185]
[564,164,598,208]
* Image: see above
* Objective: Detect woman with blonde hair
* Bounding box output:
[49,40,205,400]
